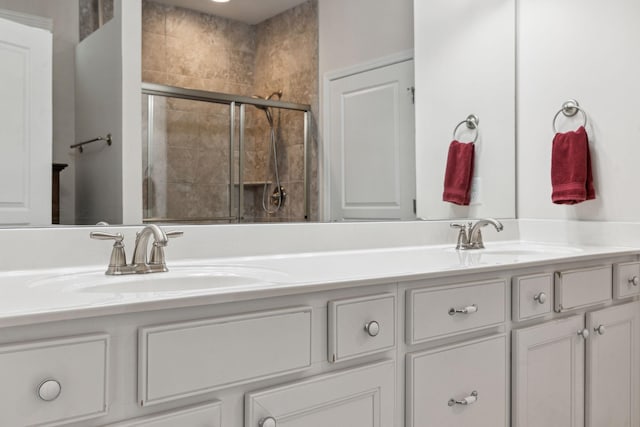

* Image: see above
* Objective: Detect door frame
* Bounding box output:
[321,49,414,221]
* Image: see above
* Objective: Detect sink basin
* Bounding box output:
[479,243,583,256]
[31,265,289,294]
[444,242,583,257]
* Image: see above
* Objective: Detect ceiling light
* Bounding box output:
[211,0,230,3]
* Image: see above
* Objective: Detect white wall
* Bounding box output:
[0,0,78,224]
[414,0,516,220]
[318,0,414,76]
[517,0,640,221]
[75,0,141,225]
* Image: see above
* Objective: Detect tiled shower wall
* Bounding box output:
[79,0,114,41]
[141,0,318,222]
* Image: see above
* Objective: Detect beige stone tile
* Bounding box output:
[142,31,166,73]
[166,110,200,149]
[167,146,198,183]
[142,0,166,35]
[142,70,167,85]
[288,144,305,182]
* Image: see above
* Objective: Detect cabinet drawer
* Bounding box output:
[139,306,312,406]
[107,401,221,426]
[613,261,640,300]
[0,334,109,427]
[328,293,396,362]
[406,280,506,344]
[406,335,507,427]
[512,273,553,321]
[245,359,395,427]
[554,265,612,312]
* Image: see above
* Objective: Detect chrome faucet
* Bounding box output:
[91,225,183,275]
[450,218,503,250]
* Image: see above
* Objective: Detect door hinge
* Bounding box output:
[407,86,415,104]
[413,199,417,214]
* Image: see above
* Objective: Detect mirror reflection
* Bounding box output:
[2,0,512,227]
[139,0,316,223]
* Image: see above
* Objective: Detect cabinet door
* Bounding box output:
[406,334,507,427]
[586,301,640,427]
[245,360,395,427]
[513,315,585,427]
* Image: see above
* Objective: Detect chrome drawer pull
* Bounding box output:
[37,379,62,402]
[534,292,547,304]
[594,324,606,335]
[259,416,277,427]
[578,328,590,339]
[629,276,640,286]
[448,304,478,316]
[364,320,380,337]
[448,390,478,407]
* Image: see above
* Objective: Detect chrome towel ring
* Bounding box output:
[453,114,480,143]
[552,99,588,133]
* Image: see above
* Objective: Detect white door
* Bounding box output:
[0,16,51,225]
[328,60,415,221]
[512,315,586,427]
[245,360,395,427]
[586,301,640,427]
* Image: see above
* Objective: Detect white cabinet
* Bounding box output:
[0,334,109,427]
[586,302,640,427]
[513,301,640,427]
[245,360,395,427]
[513,315,585,427]
[107,401,221,427]
[406,334,507,427]
[138,306,312,406]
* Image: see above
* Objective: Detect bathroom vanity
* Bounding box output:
[0,238,638,427]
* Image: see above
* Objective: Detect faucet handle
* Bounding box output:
[450,223,470,250]
[90,231,124,242]
[90,231,128,274]
[148,230,183,269]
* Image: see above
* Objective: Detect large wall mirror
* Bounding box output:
[0,0,517,227]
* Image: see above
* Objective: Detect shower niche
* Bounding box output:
[142,85,310,223]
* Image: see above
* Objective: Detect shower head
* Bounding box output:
[266,90,283,101]
[251,90,283,127]
[252,90,283,102]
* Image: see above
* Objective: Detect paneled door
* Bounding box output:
[512,315,586,427]
[245,360,395,427]
[0,15,52,225]
[586,301,640,427]
[328,59,415,221]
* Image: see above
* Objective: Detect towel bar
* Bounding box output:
[552,99,588,133]
[71,134,112,153]
[452,114,479,143]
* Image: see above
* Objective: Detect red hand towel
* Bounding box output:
[551,126,596,204]
[443,140,475,205]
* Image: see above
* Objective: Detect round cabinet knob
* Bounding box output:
[364,321,380,337]
[577,328,590,339]
[259,417,277,427]
[534,292,547,304]
[630,276,640,286]
[595,324,606,335]
[37,379,61,402]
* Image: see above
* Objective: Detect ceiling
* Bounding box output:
[151,0,309,25]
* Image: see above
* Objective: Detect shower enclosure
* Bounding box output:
[141,83,311,223]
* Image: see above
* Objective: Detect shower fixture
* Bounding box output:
[252,90,286,215]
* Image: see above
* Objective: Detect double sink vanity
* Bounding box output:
[0,221,638,426]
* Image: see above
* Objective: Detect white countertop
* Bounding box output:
[0,240,637,328]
